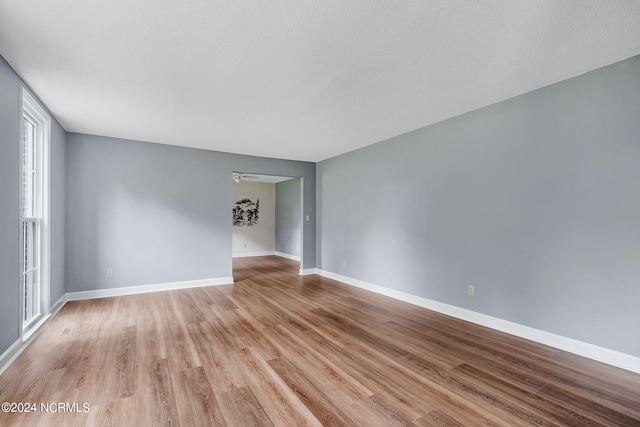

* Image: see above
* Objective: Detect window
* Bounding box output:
[20,88,50,339]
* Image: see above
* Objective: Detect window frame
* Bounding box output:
[20,88,51,340]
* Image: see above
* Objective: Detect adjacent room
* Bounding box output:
[1,2,640,425]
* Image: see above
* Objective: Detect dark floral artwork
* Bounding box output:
[233,198,259,226]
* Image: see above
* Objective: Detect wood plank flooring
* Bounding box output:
[1,255,639,426]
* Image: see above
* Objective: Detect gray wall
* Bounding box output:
[317,55,640,357]
[65,133,315,292]
[276,178,302,257]
[50,110,66,308]
[0,56,66,355]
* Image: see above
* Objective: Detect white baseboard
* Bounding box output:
[299,268,320,275]
[51,294,67,313]
[275,251,301,261]
[233,251,301,262]
[0,294,67,376]
[66,277,234,301]
[233,251,276,258]
[317,269,640,374]
[0,339,24,377]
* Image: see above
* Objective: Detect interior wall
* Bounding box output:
[276,178,302,258]
[232,181,276,255]
[65,133,316,293]
[50,106,67,308]
[0,55,66,355]
[317,55,640,357]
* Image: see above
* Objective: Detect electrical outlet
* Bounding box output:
[306,215,311,222]
[106,269,113,278]
[342,259,347,267]
[467,285,474,296]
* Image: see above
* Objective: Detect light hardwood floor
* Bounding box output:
[1,256,639,426]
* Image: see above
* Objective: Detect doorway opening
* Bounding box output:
[231,172,303,276]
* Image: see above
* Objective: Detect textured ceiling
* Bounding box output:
[1,1,640,162]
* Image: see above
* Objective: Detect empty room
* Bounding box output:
[1,2,640,426]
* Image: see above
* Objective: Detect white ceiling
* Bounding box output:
[1,1,639,162]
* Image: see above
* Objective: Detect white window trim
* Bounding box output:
[20,88,51,341]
